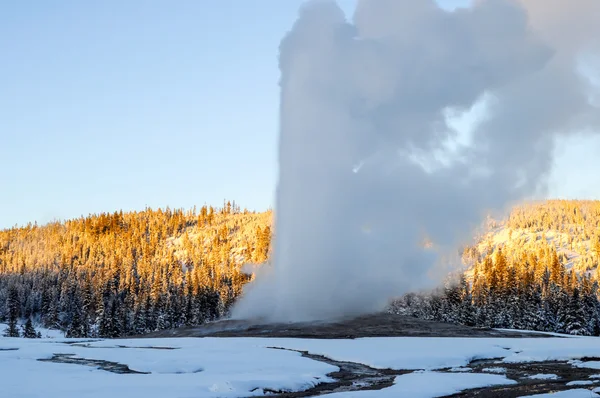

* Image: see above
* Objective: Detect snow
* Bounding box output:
[522,389,600,397]
[327,372,516,397]
[501,338,600,364]
[269,336,600,370]
[268,337,511,370]
[482,367,506,373]
[2,332,600,397]
[528,373,559,380]
[0,337,336,398]
[566,380,594,386]
[0,322,64,339]
[448,366,472,372]
[495,328,585,338]
[572,360,600,370]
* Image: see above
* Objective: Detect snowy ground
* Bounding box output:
[2,323,600,398]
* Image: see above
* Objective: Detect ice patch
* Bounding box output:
[448,367,473,372]
[528,373,559,380]
[566,380,594,386]
[571,360,600,370]
[482,367,506,374]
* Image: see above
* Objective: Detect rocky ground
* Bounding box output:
[142,312,552,339]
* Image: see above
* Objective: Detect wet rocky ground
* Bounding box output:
[142,313,553,339]
[38,353,150,374]
[260,347,411,397]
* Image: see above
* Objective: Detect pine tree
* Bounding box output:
[457,275,475,326]
[523,286,547,331]
[96,300,112,338]
[66,308,88,338]
[563,288,589,336]
[441,277,462,323]
[22,317,39,338]
[4,286,20,337]
[3,317,20,337]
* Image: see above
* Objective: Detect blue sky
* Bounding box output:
[0,0,597,228]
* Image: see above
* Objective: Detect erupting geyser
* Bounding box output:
[232,0,600,323]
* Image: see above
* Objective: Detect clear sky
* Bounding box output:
[1,0,598,228]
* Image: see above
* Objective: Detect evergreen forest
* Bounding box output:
[2,199,600,337]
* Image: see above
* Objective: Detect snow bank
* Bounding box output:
[565,380,594,386]
[528,374,559,380]
[0,337,336,398]
[3,334,600,398]
[270,336,600,370]
[571,360,600,370]
[0,322,64,339]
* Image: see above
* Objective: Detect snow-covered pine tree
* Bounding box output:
[563,287,589,336]
[522,285,547,331]
[581,279,599,335]
[4,286,20,337]
[441,277,462,324]
[22,317,39,338]
[66,307,88,338]
[458,276,476,327]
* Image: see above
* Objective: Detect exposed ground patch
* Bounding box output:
[38,353,150,374]
[253,347,409,397]
[141,313,553,339]
[67,342,178,350]
[442,358,600,397]
[252,347,600,397]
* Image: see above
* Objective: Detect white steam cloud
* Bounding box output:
[231,0,600,323]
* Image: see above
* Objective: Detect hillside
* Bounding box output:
[395,200,600,336]
[468,200,600,278]
[0,202,272,337]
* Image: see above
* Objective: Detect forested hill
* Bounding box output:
[395,200,600,336]
[0,202,272,337]
[1,199,600,338]
[468,200,600,277]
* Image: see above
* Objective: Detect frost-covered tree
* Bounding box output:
[3,286,20,338]
[22,317,39,339]
[563,288,589,336]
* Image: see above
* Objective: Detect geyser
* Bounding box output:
[232,0,600,323]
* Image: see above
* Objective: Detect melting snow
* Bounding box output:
[2,326,600,397]
[528,373,559,380]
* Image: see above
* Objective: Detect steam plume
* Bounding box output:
[231,0,600,322]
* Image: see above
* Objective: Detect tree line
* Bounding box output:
[0,201,271,337]
[2,199,600,337]
[392,226,600,335]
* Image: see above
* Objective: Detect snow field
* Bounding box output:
[2,327,600,397]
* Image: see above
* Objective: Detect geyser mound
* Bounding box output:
[232,0,600,323]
